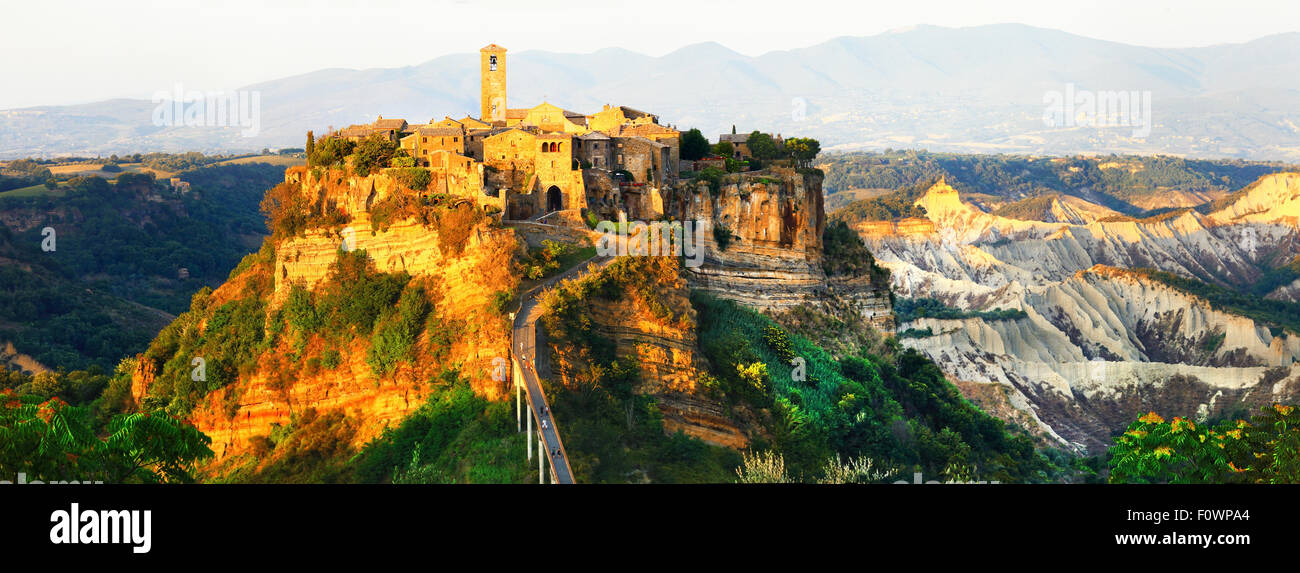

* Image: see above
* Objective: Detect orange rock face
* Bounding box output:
[130,169,522,471]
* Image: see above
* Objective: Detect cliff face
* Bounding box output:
[563,275,750,449]
[862,175,1300,452]
[130,168,520,471]
[678,168,894,330]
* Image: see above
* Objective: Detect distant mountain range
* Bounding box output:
[5,23,1300,160]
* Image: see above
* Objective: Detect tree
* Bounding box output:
[352,135,402,176]
[1109,404,1300,484]
[310,137,354,169]
[305,131,315,166]
[746,131,778,160]
[680,128,711,161]
[785,137,821,168]
[0,390,213,483]
[713,141,734,158]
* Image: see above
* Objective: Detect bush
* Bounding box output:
[394,167,432,191]
[712,224,733,251]
[367,285,431,376]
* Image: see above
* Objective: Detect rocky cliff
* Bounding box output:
[678,168,894,330]
[129,167,520,471]
[860,174,1300,452]
[541,258,751,449]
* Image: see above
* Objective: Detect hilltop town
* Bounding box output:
[316,44,810,226]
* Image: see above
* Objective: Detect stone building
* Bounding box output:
[717,133,750,159]
[588,104,658,133]
[316,43,692,223]
[401,126,466,164]
[338,116,409,143]
[512,102,588,133]
[574,131,613,169]
[425,150,484,198]
[480,44,507,123]
[535,132,584,212]
[614,123,681,175]
[614,136,671,185]
[483,128,537,172]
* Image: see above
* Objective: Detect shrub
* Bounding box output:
[713,224,733,251]
[367,285,431,376]
[394,167,431,191]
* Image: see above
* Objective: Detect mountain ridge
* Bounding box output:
[8,24,1300,159]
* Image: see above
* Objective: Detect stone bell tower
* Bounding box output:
[480,44,507,123]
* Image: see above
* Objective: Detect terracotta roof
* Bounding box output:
[481,43,507,52]
[577,132,611,140]
[719,133,750,143]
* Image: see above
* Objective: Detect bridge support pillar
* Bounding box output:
[526,402,532,460]
[539,435,545,484]
[516,377,521,433]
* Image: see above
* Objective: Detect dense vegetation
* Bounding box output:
[0,363,213,483]
[0,163,283,371]
[347,376,530,484]
[830,178,935,223]
[823,151,1298,224]
[537,256,742,482]
[694,293,1051,482]
[894,297,1028,323]
[821,219,891,288]
[1109,405,1300,483]
[822,150,1293,201]
[1133,268,1300,337]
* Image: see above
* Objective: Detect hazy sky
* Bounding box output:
[3,0,1298,109]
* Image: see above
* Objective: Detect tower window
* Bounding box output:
[489,55,497,71]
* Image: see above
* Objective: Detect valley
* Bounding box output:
[840,160,1300,453]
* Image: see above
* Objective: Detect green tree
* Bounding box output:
[1109,405,1300,484]
[713,141,734,158]
[0,390,214,483]
[747,131,778,160]
[305,130,315,166]
[785,137,821,168]
[352,135,402,176]
[310,137,355,169]
[680,128,711,161]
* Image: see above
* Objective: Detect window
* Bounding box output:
[489,55,497,71]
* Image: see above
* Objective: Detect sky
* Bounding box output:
[2,0,1299,109]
